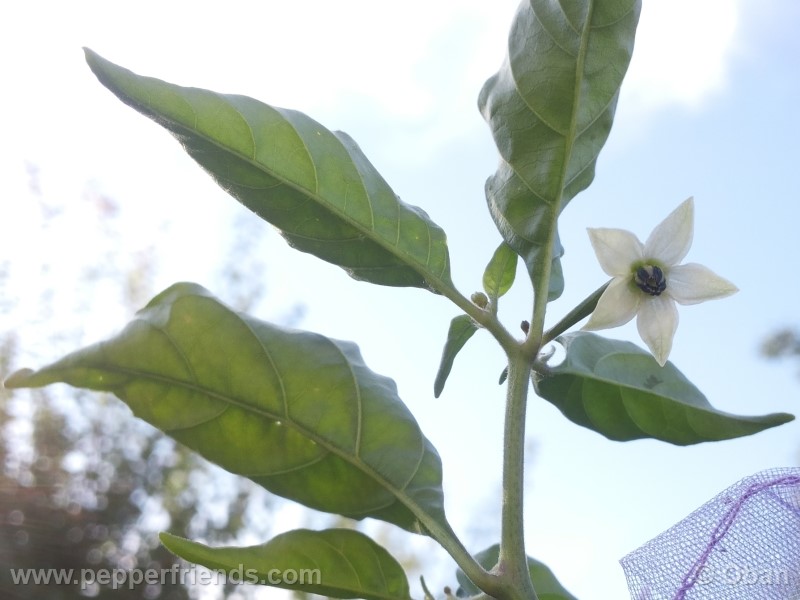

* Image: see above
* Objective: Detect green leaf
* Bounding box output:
[479,0,641,301]
[433,315,479,398]
[83,48,453,294]
[548,245,565,301]
[4,283,448,534]
[455,544,578,600]
[482,242,518,301]
[160,528,411,600]
[535,332,795,445]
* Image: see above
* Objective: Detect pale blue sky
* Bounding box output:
[2,1,799,599]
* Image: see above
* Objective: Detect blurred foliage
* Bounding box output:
[0,165,283,599]
[761,328,800,364]
[0,378,194,599]
[1,163,436,600]
[760,326,800,466]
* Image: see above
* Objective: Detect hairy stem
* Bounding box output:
[417,282,524,597]
[524,250,554,357]
[418,516,505,598]
[497,351,539,600]
[437,284,521,355]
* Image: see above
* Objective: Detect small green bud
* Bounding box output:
[470,291,489,309]
[499,366,509,385]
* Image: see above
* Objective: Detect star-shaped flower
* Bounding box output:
[584,197,738,366]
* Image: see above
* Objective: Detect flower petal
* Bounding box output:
[583,277,641,330]
[643,197,694,266]
[587,228,644,276]
[636,296,678,366]
[667,263,739,305]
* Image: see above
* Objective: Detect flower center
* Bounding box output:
[634,265,667,296]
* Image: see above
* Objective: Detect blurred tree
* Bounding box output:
[761,327,800,466]
[0,165,287,599]
[761,328,800,367]
[1,162,434,600]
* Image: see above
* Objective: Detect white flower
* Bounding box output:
[584,197,738,366]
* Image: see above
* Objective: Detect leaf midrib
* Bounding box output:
[558,0,594,212]
[69,356,431,516]
[120,77,451,290]
[186,537,406,600]
[63,296,430,516]
[515,1,628,206]
[500,1,598,250]
[553,370,785,425]
[551,366,712,409]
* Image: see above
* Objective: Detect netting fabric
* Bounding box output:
[620,468,800,600]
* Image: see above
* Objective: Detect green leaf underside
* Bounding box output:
[83,48,452,293]
[5,283,447,534]
[482,242,518,300]
[536,333,794,445]
[434,315,479,398]
[160,529,411,600]
[455,544,578,600]
[479,0,641,301]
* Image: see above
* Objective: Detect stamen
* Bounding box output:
[634,265,667,296]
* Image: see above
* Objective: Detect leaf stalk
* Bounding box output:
[542,281,610,345]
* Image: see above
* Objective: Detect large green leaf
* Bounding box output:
[479,0,641,301]
[84,49,453,293]
[535,332,794,445]
[433,315,478,398]
[5,283,448,534]
[455,544,578,600]
[160,528,411,600]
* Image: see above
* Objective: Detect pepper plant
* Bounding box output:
[4,1,794,599]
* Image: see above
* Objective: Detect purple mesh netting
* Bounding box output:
[620,468,800,600]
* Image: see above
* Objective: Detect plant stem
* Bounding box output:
[437,284,520,354]
[525,255,553,356]
[497,351,539,600]
[416,514,505,598]
[542,280,609,345]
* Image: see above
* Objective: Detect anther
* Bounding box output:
[634,265,667,296]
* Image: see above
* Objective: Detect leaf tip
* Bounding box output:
[158,531,175,543]
[158,531,188,554]
[3,368,35,389]
[83,47,100,66]
[773,412,795,425]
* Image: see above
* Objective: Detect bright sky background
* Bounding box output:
[2,1,800,599]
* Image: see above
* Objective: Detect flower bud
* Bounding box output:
[470,291,489,309]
